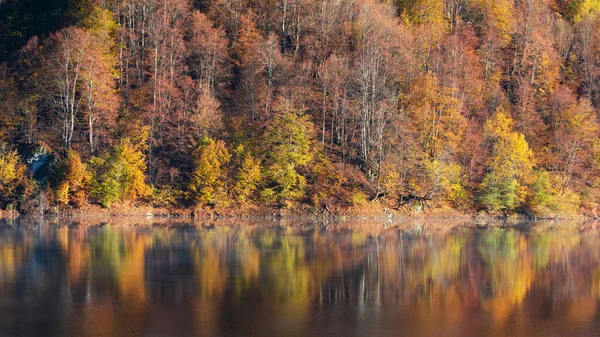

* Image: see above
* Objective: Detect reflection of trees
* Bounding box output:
[88,227,152,305]
[478,230,535,322]
[3,223,600,335]
[0,237,26,288]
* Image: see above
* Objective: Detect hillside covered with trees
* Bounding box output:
[2,0,600,216]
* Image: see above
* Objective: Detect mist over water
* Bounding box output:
[0,218,599,337]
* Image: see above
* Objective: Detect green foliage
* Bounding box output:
[262,101,315,206]
[477,109,535,213]
[89,158,120,208]
[0,150,36,209]
[529,171,580,216]
[477,173,521,213]
[259,188,277,204]
[530,170,553,210]
[53,150,89,206]
[190,136,231,206]
[90,137,151,208]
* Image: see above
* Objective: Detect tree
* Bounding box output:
[232,144,262,204]
[308,153,345,208]
[186,10,229,94]
[53,150,89,206]
[259,33,282,117]
[43,27,92,151]
[477,108,535,213]
[232,14,268,128]
[0,150,36,209]
[402,72,464,160]
[575,14,600,107]
[394,0,445,25]
[554,0,600,23]
[261,98,315,206]
[90,134,151,207]
[353,1,402,177]
[529,170,580,215]
[189,136,231,206]
[546,87,600,191]
[316,54,352,159]
[470,0,513,43]
[389,72,467,205]
[82,7,119,155]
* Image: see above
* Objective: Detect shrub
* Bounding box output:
[351,190,369,206]
[529,171,580,216]
[151,186,185,207]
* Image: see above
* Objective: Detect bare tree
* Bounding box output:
[44,27,91,151]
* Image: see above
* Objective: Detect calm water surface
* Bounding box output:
[0,218,599,337]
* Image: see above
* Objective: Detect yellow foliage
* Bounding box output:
[404,72,465,160]
[491,0,513,42]
[262,100,315,205]
[531,51,560,102]
[395,0,445,25]
[190,136,231,206]
[478,108,535,212]
[117,138,151,200]
[557,0,600,22]
[54,150,90,205]
[233,145,261,204]
[484,108,535,182]
[89,134,150,207]
[530,171,580,216]
[351,190,369,206]
[579,0,600,19]
[309,154,345,207]
[0,150,36,208]
[424,159,467,207]
[84,7,117,38]
[472,0,513,43]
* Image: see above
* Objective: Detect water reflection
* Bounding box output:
[0,219,599,336]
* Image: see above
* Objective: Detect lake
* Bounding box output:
[0,217,599,337]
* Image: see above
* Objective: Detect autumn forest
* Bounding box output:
[1,0,600,216]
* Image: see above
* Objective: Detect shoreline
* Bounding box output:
[2,214,600,236]
[0,206,596,223]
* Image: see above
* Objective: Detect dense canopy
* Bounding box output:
[2,0,600,216]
